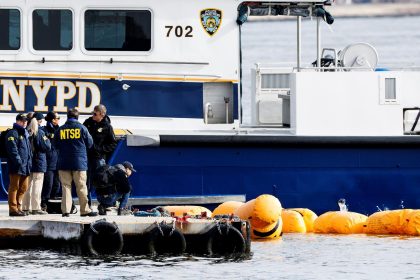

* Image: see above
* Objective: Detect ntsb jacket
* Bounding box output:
[55,119,93,171]
[6,123,32,176]
[42,122,59,171]
[30,127,51,173]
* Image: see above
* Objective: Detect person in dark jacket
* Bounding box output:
[55,108,97,217]
[5,113,32,216]
[95,161,135,216]
[83,104,117,206]
[41,111,61,210]
[22,113,51,215]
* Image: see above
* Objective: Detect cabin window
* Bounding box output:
[379,76,399,105]
[385,78,396,100]
[0,9,21,50]
[84,10,151,52]
[32,9,73,51]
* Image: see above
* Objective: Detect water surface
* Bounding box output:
[1,234,419,279]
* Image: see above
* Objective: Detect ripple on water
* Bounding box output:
[1,234,419,279]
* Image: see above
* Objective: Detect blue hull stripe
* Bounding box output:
[2,140,420,215]
[0,77,239,118]
[108,141,420,215]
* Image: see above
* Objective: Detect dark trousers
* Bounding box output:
[41,170,61,207]
[97,192,130,209]
[87,158,105,207]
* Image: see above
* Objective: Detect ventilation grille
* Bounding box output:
[261,73,290,90]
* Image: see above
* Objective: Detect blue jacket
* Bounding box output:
[42,122,59,171]
[30,127,51,173]
[55,119,93,171]
[6,123,32,176]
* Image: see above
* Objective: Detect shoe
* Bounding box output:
[9,211,25,217]
[31,210,48,215]
[62,213,70,217]
[22,210,30,216]
[98,205,107,216]
[118,208,132,216]
[81,212,98,217]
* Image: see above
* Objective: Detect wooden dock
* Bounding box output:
[0,204,250,256]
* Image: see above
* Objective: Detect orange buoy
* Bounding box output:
[234,194,283,239]
[163,205,212,217]
[365,209,413,235]
[212,201,244,218]
[288,208,318,233]
[281,210,306,233]
[314,211,367,234]
[405,210,420,236]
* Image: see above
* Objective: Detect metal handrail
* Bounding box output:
[0,59,209,65]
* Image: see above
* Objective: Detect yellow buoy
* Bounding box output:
[288,208,318,233]
[365,209,413,235]
[212,201,244,218]
[282,210,306,233]
[314,211,368,234]
[234,194,283,239]
[163,205,212,217]
[405,210,420,236]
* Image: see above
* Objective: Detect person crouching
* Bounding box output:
[94,161,135,216]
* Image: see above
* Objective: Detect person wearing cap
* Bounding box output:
[55,108,97,217]
[5,113,32,216]
[94,161,135,216]
[41,111,61,210]
[83,104,118,207]
[22,113,51,215]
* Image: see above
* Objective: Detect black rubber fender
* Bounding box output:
[144,223,186,255]
[83,220,123,256]
[205,223,246,256]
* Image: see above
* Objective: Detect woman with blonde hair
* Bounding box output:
[22,113,51,215]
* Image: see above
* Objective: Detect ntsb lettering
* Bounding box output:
[60,129,81,139]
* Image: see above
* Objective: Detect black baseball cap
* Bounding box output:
[33,112,45,121]
[122,161,136,172]
[16,113,28,121]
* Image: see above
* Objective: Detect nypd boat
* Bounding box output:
[1,0,420,214]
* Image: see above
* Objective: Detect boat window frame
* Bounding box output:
[81,7,154,56]
[379,74,400,105]
[0,7,23,54]
[29,7,75,55]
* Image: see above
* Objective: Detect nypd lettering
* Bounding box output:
[200,9,222,36]
[0,79,100,113]
[60,128,81,140]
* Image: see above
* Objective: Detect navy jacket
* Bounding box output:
[6,123,32,176]
[42,122,59,171]
[55,119,93,171]
[30,127,51,173]
[83,116,117,162]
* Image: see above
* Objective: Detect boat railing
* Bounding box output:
[0,59,209,65]
[254,63,420,73]
[297,66,420,72]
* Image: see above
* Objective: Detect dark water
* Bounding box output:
[3,16,420,278]
[1,234,420,279]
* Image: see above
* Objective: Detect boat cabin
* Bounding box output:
[1,0,420,137]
